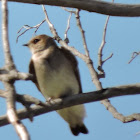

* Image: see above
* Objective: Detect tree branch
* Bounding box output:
[4,0,140,17]
[98,15,113,78]
[64,10,72,43]
[0,83,140,127]
[0,69,34,82]
[42,6,132,125]
[2,0,15,69]
[5,82,30,140]
[16,19,45,42]
[1,0,30,139]
[42,5,87,61]
[75,9,90,57]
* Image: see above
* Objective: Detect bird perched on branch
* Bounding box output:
[23,34,88,136]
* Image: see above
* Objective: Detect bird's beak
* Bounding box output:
[23,43,29,47]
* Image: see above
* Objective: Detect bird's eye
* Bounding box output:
[33,39,40,44]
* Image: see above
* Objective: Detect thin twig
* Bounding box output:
[64,11,72,43]
[98,15,112,78]
[128,51,140,64]
[103,53,113,64]
[98,0,114,78]
[16,19,45,42]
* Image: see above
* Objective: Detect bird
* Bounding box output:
[23,34,88,136]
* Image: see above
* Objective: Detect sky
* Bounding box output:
[0,1,140,140]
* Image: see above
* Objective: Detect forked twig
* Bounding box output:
[16,19,45,42]
[98,15,113,78]
[98,0,114,78]
[128,51,140,64]
[64,12,72,43]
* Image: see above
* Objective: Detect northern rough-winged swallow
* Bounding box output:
[23,34,88,136]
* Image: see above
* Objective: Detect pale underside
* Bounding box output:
[32,48,86,126]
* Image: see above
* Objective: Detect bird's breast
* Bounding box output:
[33,57,79,99]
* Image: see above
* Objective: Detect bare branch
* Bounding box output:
[2,0,15,69]
[128,51,140,64]
[62,7,76,14]
[16,19,46,42]
[1,0,30,139]
[98,15,112,78]
[73,5,128,127]
[42,5,60,38]
[41,5,140,127]
[5,82,30,140]
[136,131,140,136]
[64,11,72,43]
[4,0,140,17]
[0,90,46,106]
[75,9,90,57]
[41,5,120,125]
[74,9,102,90]
[42,5,87,60]
[0,83,140,127]
[102,53,113,64]
[0,69,33,82]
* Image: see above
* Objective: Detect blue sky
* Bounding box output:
[0,1,140,140]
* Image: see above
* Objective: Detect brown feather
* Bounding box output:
[29,60,41,92]
[60,47,82,93]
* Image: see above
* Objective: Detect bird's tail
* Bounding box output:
[70,123,88,136]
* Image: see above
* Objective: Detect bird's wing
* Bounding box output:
[29,59,41,92]
[60,47,82,93]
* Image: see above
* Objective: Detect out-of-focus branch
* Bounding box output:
[5,82,30,140]
[4,0,140,17]
[0,83,140,127]
[2,0,15,69]
[1,0,30,139]
[0,89,47,106]
[0,69,33,82]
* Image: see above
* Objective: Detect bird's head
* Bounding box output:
[23,35,57,54]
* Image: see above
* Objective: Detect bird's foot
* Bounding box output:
[46,97,62,105]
